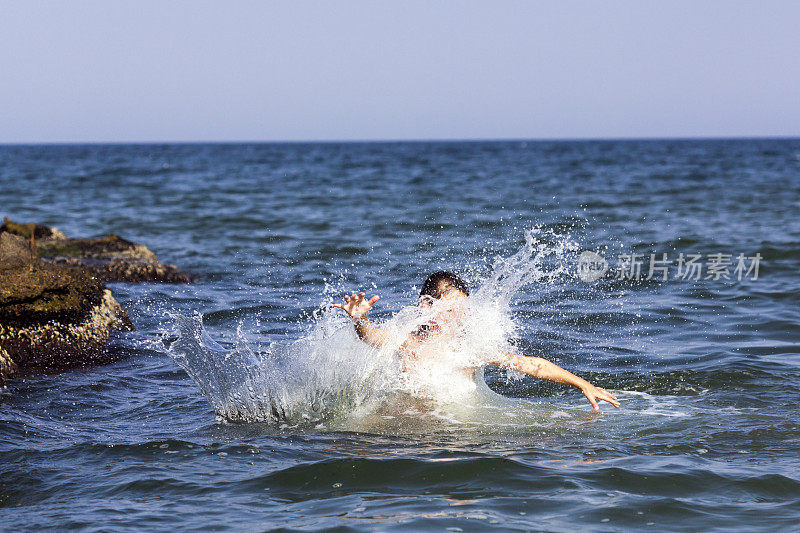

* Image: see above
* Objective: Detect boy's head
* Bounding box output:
[419,271,469,303]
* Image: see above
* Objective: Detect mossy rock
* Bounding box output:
[0,217,66,240]
[37,234,158,261]
[37,234,191,282]
[2,218,192,283]
[0,232,35,269]
[0,260,134,382]
[0,262,107,325]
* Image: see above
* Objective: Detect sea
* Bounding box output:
[1,139,799,531]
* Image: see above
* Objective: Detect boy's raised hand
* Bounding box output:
[333,292,380,319]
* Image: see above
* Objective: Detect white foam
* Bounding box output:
[168,227,586,429]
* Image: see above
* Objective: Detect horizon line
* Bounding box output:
[1,134,799,147]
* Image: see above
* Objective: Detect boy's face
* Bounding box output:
[419,286,467,327]
[418,286,466,306]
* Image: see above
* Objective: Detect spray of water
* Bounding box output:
[167,227,582,429]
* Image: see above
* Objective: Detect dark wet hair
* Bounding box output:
[419,271,469,299]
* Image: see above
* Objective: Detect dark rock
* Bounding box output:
[0,233,134,384]
[38,234,193,283]
[1,218,192,283]
[0,232,36,269]
[1,216,66,240]
[0,217,192,384]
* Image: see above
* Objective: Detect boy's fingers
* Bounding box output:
[585,392,599,411]
[368,295,380,304]
[600,389,620,407]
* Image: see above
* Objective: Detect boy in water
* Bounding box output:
[334,271,620,411]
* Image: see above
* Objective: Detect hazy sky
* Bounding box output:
[1,1,798,143]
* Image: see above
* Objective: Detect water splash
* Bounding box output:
[167,227,583,428]
[474,225,580,305]
[169,312,399,425]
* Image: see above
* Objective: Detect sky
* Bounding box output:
[1,1,798,143]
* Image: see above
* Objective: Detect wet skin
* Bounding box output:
[334,288,620,411]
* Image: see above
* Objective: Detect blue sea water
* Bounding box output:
[1,139,799,531]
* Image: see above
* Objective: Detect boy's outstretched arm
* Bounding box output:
[489,353,620,411]
[333,292,390,348]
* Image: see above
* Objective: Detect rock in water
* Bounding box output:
[0,233,134,384]
[0,218,192,283]
[37,234,192,283]
[0,216,67,240]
